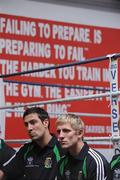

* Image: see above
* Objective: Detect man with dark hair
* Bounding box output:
[0,107,64,180]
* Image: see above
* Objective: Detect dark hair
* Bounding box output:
[23,107,50,127]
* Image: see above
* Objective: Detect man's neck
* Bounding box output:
[36,132,52,148]
[69,141,84,156]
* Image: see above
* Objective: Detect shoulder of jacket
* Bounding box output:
[111,154,120,162]
[87,148,106,164]
[18,141,33,152]
[0,139,4,149]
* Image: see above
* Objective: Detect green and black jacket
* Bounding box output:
[57,142,111,180]
[1,135,65,180]
[110,154,120,180]
[0,139,15,168]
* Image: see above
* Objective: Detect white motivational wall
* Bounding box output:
[0,0,120,28]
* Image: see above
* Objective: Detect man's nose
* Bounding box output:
[27,123,33,131]
[59,130,64,138]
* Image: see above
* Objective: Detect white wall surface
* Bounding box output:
[0,0,120,28]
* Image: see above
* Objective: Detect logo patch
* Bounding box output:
[25,156,39,168]
[27,156,34,165]
[44,157,52,168]
[113,168,120,180]
[65,170,71,179]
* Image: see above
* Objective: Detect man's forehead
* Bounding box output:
[57,122,72,128]
[24,113,39,121]
[25,113,38,117]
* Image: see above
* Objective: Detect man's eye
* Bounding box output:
[57,130,60,134]
[57,129,71,134]
[24,123,28,127]
[63,129,70,133]
[31,121,35,125]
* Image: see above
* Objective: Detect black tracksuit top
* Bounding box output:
[1,136,64,180]
[57,142,111,180]
[110,154,120,180]
[0,139,16,168]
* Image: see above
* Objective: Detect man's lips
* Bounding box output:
[60,141,67,145]
[29,132,36,137]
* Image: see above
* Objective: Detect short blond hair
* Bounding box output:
[56,114,84,131]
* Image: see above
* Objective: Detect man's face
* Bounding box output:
[24,113,47,141]
[56,122,79,150]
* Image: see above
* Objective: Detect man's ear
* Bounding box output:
[43,119,49,128]
[77,129,84,138]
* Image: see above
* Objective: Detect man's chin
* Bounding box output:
[30,136,37,140]
[61,145,69,149]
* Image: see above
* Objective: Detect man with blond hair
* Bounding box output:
[56,113,111,180]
